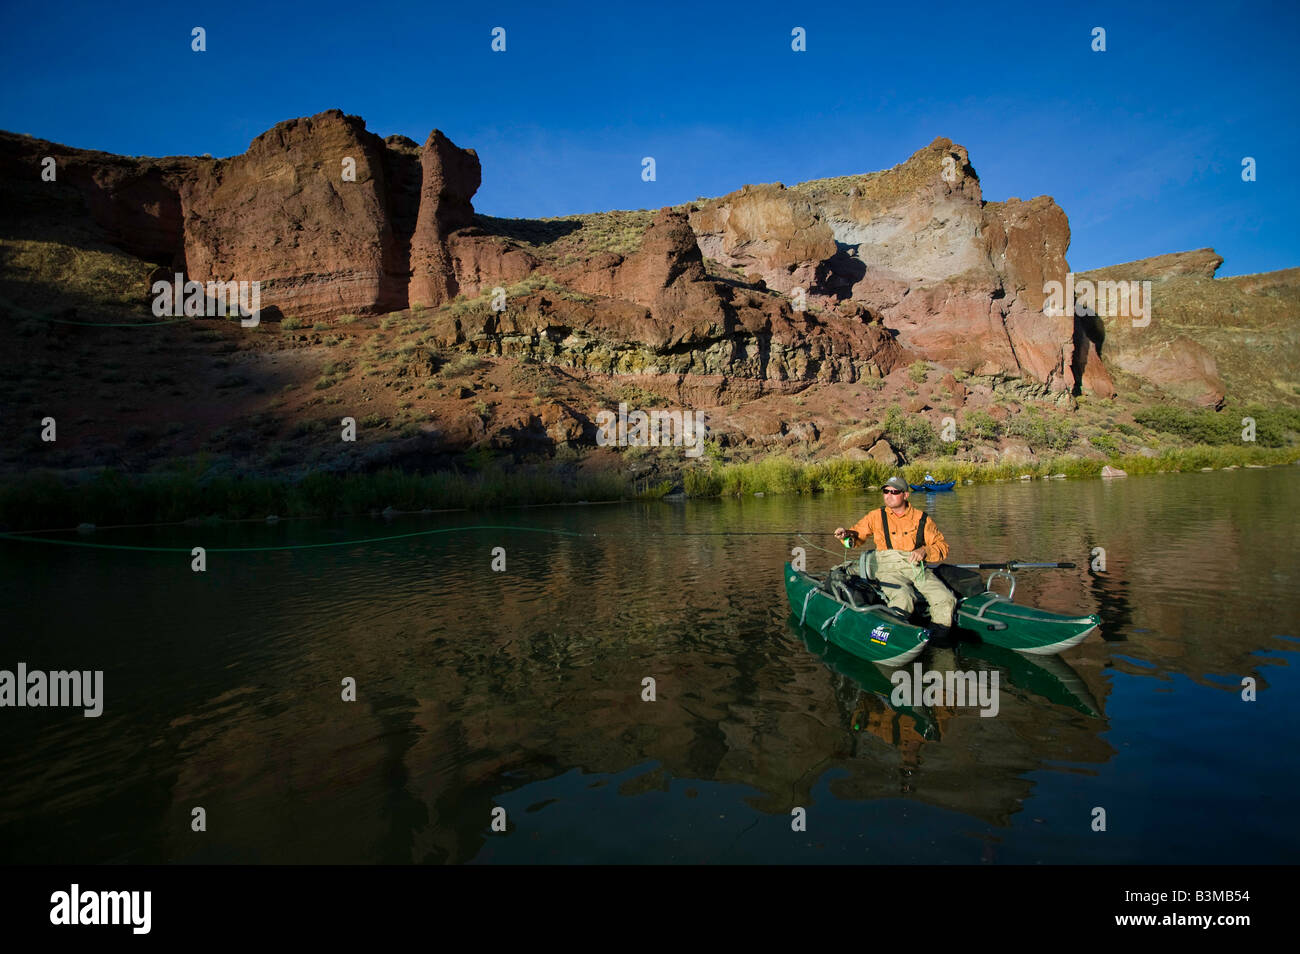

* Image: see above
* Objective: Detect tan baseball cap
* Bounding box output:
[882,476,910,493]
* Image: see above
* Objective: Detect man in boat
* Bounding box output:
[833,475,958,648]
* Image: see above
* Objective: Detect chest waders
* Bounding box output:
[879,507,954,646]
[880,507,928,583]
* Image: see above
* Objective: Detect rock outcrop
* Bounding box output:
[0,111,488,323]
[408,130,482,308]
[690,183,838,297]
[4,113,1291,412]
[0,131,205,266]
[425,209,905,400]
[448,231,539,300]
[688,138,1109,396]
[1074,249,1267,408]
[1084,248,1223,282]
[179,111,403,319]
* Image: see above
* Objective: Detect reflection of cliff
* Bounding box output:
[383,590,1122,859]
[66,473,1300,861]
[152,557,1122,862]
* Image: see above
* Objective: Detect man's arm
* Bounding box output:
[847,511,876,549]
[925,522,950,562]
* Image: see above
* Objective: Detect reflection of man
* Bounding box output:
[833,476,957,648]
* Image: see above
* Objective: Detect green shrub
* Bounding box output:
[683,467,722,496]
[960,409,999,442]
[461,445,494,471]
[1133,404,1297,448]
[882,406,939,460]
[1089,433,1120,457]
[1004,409,1075,451]
[441,354,486,378]
[1134,406,1236,444]
[292,419,327,437]
[634,479,674,500]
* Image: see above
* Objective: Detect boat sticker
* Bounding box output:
[869,625,890,645]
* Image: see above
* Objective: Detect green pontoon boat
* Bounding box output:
[786,562,931,665]
[785,551,1100,663]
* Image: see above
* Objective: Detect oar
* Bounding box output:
[838,538,1074,571]
[952,561,1076,570]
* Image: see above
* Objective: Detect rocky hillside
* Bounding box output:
[1077,251,1300,408]
[1,109,1296,485]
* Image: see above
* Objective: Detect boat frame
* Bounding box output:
[791,551,1099,656]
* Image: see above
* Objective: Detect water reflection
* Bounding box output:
[0,468,1297,862]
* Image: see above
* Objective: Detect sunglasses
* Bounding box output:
[883,489,905,495]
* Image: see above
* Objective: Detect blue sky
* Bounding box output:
[2,0,1297,275]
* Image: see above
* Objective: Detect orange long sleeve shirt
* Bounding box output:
[847,505,949,562]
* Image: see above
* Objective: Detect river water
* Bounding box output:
[1,466,1297,863]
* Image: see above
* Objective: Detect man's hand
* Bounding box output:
[834,527,851,541]
[908,547,927,564]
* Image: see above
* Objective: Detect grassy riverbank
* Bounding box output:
[679,444,1300,497]
[0,467,629,532]
[1,443,1297,533]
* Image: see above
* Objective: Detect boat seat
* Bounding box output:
[932,564,985,599]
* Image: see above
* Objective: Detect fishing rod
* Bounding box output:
[0,524,834,553]
[0,521,1078,568]
[631,530,825,536]
[828,535,1075,568]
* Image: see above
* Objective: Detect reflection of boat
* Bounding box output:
[785,557,1101,660]
[910,480,955,492]
[958,642,1102,717]
[792,625,938,738]
[785,562,930,666]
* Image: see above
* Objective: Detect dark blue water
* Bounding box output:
[1,466,1297,863]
